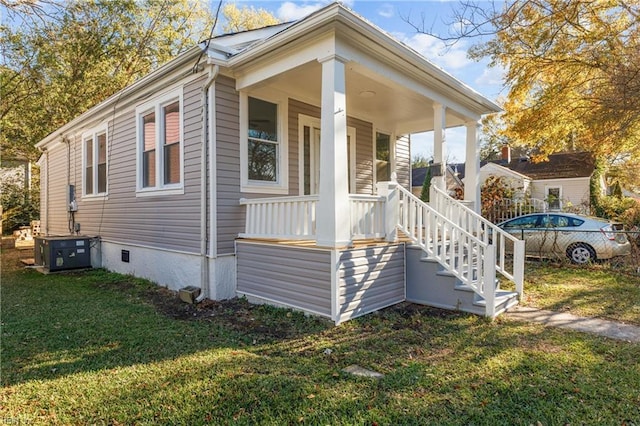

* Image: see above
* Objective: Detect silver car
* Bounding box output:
[497,213,631,264]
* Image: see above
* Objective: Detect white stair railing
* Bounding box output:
[382,183,497,316]
[431,186,525,297]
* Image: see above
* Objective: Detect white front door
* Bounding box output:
[299,115,355,195]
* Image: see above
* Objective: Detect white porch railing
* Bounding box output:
[239,195,318,239]
[350,195,385,239]
[239,194,386,241]
[388,184,498,317]
[431,186,525,297]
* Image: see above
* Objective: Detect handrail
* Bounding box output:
[394,184,496,313]
[431,186,525,297]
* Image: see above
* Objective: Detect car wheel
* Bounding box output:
[566,243,596,264]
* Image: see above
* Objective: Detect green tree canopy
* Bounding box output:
[1,0,215,162]
[408,1,640,191]
[221,2,280,33]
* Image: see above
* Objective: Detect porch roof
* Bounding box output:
[208,2,501,133]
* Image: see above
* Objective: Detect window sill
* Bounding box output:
[136,186,185,197]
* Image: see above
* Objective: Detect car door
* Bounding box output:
[499,215,544,255]
[538,214,566,256]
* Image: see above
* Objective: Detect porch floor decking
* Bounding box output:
[236,235,412,250]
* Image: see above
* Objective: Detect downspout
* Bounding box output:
[199,64,220,301]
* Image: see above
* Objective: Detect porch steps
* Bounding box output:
[405,245,518,317]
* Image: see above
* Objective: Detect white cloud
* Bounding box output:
[277,2,325,21]
[276,1,354,21]
[377,3,394,18]
[475,64,505,87]
[398,32,472,70]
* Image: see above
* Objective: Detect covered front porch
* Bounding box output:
[237,180,525,323]
[226,4,520,322]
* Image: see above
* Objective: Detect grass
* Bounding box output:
[521,261,640,325]
[2,245,640,425]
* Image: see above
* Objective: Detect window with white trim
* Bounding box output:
[83,126,108,196]
[136,89,183,195]
[240,94,288,194]
[546,186,562,210]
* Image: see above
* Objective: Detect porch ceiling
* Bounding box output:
[255,61,471,135]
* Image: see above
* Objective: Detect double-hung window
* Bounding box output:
[136,89,183,195]
[83,126,108,197]
[241,94,288,194]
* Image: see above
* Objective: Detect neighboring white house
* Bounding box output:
[35,3,523,323]
[479,149,602,212]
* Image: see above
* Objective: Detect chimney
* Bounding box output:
[501,145,511,163]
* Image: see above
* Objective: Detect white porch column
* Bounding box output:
[432,103,447,191]
[316,56,351,248]
[464,120,481,213]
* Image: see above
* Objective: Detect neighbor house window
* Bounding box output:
[136,89,183,195]
[546,186,562,210]
[376,132,391,183]
[240,94,288,194]
[83,126,108,197]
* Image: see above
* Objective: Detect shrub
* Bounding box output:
[1,167,40,234]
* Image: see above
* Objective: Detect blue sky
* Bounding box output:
[228,0,505,163]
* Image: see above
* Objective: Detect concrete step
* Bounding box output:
[473,290,520,316]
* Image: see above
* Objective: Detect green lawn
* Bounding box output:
[2,246,639,425]
[521,262,640,325]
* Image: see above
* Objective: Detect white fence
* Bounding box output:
[483,198,548,224]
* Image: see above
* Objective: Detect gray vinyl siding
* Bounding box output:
[395,134,410,191]
[236,241,332,317]
[215,75,243,255]
[337,243,405,322]
[288,99,375,195]
[44,76,206,253]
[42,144,70,236]
[288,99,319,196]
[352,117,374,195]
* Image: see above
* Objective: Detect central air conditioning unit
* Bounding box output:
[34,236,91,272]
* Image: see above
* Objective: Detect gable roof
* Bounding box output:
[503,152,596,180]
[37,2,501,151]
[210,2,501,117]
[412,164,465,188]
